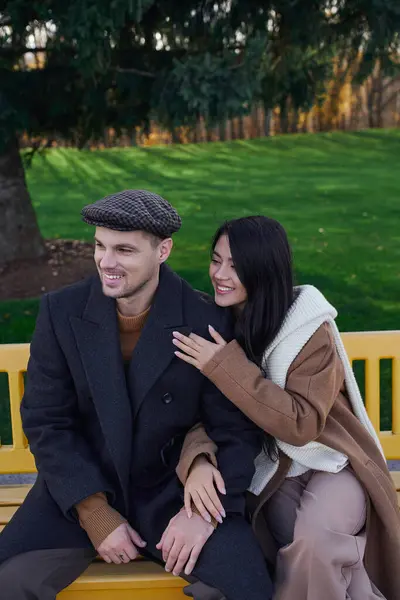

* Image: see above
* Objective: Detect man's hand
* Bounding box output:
[97,523,146,564]
[156,509,214,577]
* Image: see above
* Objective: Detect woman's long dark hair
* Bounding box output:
[211,216,295,458]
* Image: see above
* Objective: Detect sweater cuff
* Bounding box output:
[80,504,127,550]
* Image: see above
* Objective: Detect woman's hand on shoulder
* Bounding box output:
[184,454,226,524]
[172,326,227,372]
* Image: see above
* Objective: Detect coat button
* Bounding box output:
[162,392,173,404]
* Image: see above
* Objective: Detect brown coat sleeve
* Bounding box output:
[75,493,127,549]
[176,422,219,484]
[177,323,345,483]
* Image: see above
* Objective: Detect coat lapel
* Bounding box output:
[128,264,189,419]
[70,277,132,504]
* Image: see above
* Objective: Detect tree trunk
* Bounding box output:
[263,106,272,137]
[238,115,245,140]
[0,139,45,266]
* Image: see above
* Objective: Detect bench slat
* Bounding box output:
[65,562,186,590]
[0,505,17,524]
[0,484,32,505]
[390,471,400,490]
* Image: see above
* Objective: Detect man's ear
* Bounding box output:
[159,238,173,264]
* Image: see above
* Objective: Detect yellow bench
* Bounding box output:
[1,331,400,598]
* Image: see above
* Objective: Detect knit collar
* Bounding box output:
[117,305,151,333]
[265,285,337,357]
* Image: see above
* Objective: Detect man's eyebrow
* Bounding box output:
[94,238,139,250]
[116,243,139,250]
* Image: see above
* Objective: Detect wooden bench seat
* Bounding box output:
[1,331,400,597]
[1,474,400,598]
[0,482,187,598]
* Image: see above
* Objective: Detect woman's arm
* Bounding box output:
[176,423,218,484]
[175,323,345,447]
[202,323,344,446]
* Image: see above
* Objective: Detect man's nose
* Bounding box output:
[99,251,117,270]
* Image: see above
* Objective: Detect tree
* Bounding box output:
[1,0,400,266]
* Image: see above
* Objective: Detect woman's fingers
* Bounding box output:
[191,490,212,523]
[208,325,227,345]
[174,350,197,367]
[184,487,193,519]
[172,337,199,357]
[173,332,200,350]
[212,468,226,496]
[198,487,224,523]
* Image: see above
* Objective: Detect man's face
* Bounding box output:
[94,227,169,300]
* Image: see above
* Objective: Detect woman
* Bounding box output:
[170,216,400,600]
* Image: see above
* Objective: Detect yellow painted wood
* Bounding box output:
[0,446,36,473]
[0,505,17,523]
[390,471,400,491]
[392,358,400,435]
[59,562,186,600]
[0,484,32,505]
[0,332,400,474]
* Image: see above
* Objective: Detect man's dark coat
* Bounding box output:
[0,264,262,563]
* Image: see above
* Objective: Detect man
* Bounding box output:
[0,190,273,600]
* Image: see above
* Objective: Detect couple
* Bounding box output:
[0,189,398,600]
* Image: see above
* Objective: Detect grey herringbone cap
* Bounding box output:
[81,189,182,237]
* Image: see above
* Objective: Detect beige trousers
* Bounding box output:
[264,467,385,600]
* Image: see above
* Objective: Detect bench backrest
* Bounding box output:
[0,331,400,474]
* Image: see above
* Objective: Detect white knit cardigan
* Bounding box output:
[249,285,384,496]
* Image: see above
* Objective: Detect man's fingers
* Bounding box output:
[165,539,184,573]
[109,551,122,565]
[156,526,167,550]
[127,525,146,548]
[122,543,138,561]
[161,531,175,563]
[184,488,193,519]
[172,545,191,577]
[184,544,203,576]
[213,469,226,496]
[208,325,226,345]
[191,490,212,523]
[100,552,112,564]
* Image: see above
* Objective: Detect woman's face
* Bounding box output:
[209,234,247,309]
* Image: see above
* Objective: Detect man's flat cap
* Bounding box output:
[81,189,182,237]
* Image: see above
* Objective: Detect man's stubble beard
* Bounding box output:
[114,271,156,301]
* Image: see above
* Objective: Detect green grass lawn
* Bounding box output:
[1,129,400,443]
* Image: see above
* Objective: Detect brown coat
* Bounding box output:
[177,323,400,600]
